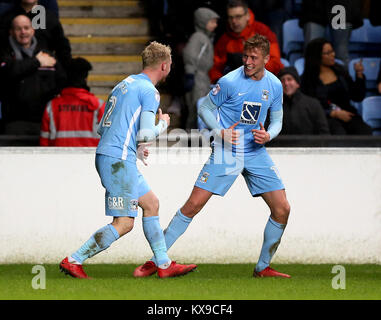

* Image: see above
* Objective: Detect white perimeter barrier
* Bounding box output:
[0,147,380,264]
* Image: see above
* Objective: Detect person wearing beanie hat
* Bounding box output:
[278,66,330,135]
[183,7,219,129]
[278,66,301,85]
[66,57,92,91]
[40,57,105,146]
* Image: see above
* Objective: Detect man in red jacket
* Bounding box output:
[209,0,283,83]
[40,57,105,146]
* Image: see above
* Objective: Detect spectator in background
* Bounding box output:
[299,0,364,67]
[0,0,71,69]
[209,0,283,84]
[0,14,66,136]
[40,57,105,146]
[183,7,219,129]
[278,66,330,135]
[301,38,372,135]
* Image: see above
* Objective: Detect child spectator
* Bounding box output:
[183,7,219,129]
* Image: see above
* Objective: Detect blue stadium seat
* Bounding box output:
[281,58,290,67]
[349,19,381,59]
[361,96,381,135]
[348,57,381,96]
[294,57,305,75]
[293,57,344,76]
[282,19,304,64]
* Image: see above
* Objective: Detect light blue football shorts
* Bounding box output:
[194,146,285,197]
[95,154,151,217]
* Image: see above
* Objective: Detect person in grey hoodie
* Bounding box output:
[183,7,219,129]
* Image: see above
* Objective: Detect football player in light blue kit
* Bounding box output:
[59,41,196,279]
[135,34,291,278]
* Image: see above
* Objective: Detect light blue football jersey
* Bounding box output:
[96,73,160,161]
[209,66,283,153]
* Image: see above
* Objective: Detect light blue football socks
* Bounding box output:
[71,224,120,264]
[142,216,171,267]
[255,216,286,272]
[151,209,193,266]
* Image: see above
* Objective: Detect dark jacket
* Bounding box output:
[0,42,66,123]
[281,89,330,135]
[0,4,71,68]
[300,63,366,116]
[299,0,363,30]
[369,0,381,26]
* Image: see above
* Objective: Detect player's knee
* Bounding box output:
[120,224,134,236]
[272,201,290,223]
[143,195,160,217]
[282,201,291,216]
[181,199,203,218]
[112,217,134,236]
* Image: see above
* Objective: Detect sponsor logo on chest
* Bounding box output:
[240,101,262,125]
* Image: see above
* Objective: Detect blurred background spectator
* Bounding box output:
[183,7,219,129]
[301,38,372,135]
[40,57,105,147]
[0,14,66,137]
[278,66,330,134]
[1,0,380,143]
[0,0,71,69]
[0,0,58,16]
[209,0,283,84]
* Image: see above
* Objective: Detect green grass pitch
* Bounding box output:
[1,264,380,300]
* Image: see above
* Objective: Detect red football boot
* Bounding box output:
[157,261,197,278]
[133,260,158,278]
[59,257,91,279]
[253,266,291,278]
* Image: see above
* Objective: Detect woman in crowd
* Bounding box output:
[301,38,372,135]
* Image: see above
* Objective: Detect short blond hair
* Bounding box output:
[141,41,172,69]
[244,34,270,57]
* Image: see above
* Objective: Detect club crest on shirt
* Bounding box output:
[129,199,139,211]
[200,172,210,183]
[261,89,269,101]
[212,84,220,95]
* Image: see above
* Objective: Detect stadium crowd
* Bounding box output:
[0,0,380,146]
